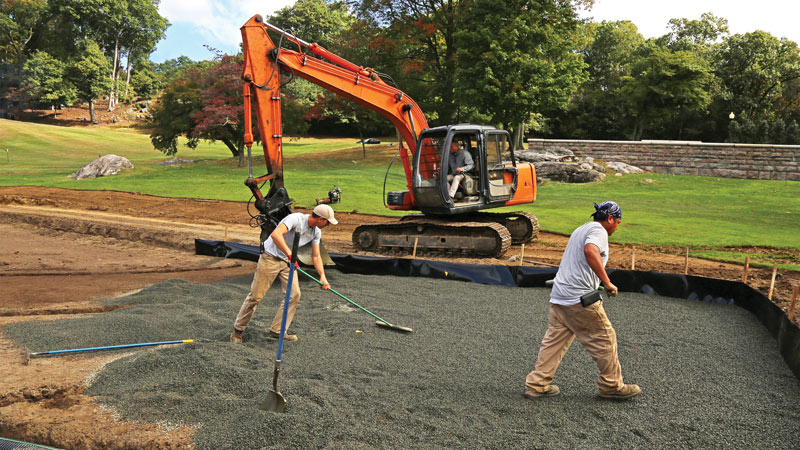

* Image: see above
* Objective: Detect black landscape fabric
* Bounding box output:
[6,270,800,449]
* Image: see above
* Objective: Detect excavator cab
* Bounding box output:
[407,125,518,215]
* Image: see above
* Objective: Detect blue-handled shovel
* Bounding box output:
[260,233,301,412]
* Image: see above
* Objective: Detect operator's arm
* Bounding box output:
[311,243,330,290]
[270,223,292,259]
[584,243,618,296]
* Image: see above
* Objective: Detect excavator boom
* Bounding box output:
[241,15,426,198]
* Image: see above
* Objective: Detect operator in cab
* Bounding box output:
[230,204,338,343]
[447,141,474,201]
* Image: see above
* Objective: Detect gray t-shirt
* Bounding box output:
[448,149,474,174]
[262,213,321,258]
[550,221,609,306]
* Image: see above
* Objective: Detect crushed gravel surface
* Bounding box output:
[6,270,800,449]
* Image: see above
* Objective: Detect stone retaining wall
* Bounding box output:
[527,138,800,181]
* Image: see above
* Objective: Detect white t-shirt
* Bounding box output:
[550,221,609,306]
[262,213,321,258]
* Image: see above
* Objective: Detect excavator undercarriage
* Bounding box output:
[353,212,538,258]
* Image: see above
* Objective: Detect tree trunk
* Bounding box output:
[123,51,133,102]
[513,122,525,150]
[631,120,641,141]
[89,100,97,123]
[221,137,238,158]
[238,137,244,168]
[358,123,366,159]
[107,36,120,111]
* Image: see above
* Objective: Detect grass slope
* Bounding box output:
[2,119,798,268]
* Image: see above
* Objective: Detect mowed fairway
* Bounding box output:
[1,119,799,267]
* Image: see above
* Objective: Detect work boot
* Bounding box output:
[523,385,560,399]
[598,384,642,400]
[230,329,243,343]
[268,330,298,342]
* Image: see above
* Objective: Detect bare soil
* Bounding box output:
[12,103,145,128]
[1,185,798,449]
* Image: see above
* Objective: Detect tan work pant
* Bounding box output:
[233,253,301,335]
[525,302,624,394]
[447,173,464,198]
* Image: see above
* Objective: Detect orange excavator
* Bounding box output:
[240,15,538,257]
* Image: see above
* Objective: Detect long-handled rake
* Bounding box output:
[295,267,412,333]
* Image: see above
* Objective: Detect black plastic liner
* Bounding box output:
[196,239,800,379]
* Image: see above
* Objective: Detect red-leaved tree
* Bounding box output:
[150,54,258,167]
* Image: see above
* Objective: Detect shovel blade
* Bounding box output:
[260,389,286,412]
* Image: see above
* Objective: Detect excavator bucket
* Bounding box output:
[296,241,334,266]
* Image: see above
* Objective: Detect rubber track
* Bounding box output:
[400,211,539,244]
[353,220,512,257]
[468,211,539,244]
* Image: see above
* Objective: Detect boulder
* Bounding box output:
[69,154,134,180]
[157,157,195,166]
[605,161,645,174]
[533,161,606,183]
[516,147,575,163]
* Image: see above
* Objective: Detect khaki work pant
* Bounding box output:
[233,253,301,335]
[447,173,464,198]
[525,301,624,394]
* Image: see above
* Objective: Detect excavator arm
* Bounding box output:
[240,14,428,226]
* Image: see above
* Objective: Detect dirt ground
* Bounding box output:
[1,185,798,449]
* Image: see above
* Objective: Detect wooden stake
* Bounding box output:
[224,227,228,241]
[768,263,778,300]
[684,247,689,275]
[742,256,750,283]
[519,244,525,266]
[789,285,799,320]
[412,237,419,259]
[631,247,636,270]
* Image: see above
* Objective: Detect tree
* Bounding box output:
[268,0,353,48]
[0,0,46,66]
[550,20,644,139]
[110,0,168,109]
[67,40,112,123]
[661,12,728,51]
[455,0,589,145]
[349,0,463,125]
[621,44,714,140]
[714,31,800,122]
[149,75,202,155]
[155,56,208,86]
[150,55,254,165]
[130,60,160,98]
[43,0,167,110]
[21,50,77,109]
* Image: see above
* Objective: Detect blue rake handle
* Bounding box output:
[275,233,301,362]
[29,339,194,358]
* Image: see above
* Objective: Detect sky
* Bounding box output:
[150,0,800,63]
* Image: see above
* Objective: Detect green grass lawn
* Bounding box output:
[2,119,799,269]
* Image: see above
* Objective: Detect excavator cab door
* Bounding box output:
[484,131,516,203]
[410,132,449,211]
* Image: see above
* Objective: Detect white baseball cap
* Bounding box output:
[312,204,338,225]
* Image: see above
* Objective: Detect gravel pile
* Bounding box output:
[7,271,800,449]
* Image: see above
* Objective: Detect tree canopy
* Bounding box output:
[6,0,800,147]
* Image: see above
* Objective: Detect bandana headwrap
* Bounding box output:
[592,201,622,220]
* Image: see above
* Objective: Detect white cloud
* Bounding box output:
[581,0,800,43]
[158,0,296,48]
